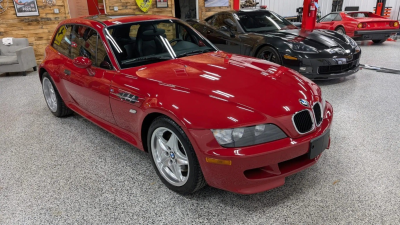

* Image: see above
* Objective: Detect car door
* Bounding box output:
[62,25,116,124]
[205,13,242,54]
[316,13,339,30]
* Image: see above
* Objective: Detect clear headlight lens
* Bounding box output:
[344,35,358,48]
[212,124,287,148]
[285,42,318,54]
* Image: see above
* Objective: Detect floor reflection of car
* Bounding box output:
[189,9,362,79]
[316,11,400,44]
[39,15,333,194]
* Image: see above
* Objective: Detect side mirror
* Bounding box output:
[73,56,92,69]
[224,19,236,29]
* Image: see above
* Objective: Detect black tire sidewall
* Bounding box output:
[335,26,345,34]
[257,46,282,65]
[147,117,202,194]
[372,39,386,44]
[42,73,63,117]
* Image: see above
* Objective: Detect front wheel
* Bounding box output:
[256,46,282,65]
[372,39,386,44]
[148,116,206,194]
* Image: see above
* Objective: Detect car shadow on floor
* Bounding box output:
[313,74,356,86]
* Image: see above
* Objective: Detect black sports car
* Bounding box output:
[188,9,361,79]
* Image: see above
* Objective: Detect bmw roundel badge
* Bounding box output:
[299,99,309,107]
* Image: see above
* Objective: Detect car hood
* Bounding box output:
[127,52,320,120]
[256,29,351,49]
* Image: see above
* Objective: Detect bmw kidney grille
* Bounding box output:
[293,103,324,134]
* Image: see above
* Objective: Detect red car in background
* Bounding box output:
[316,11,399,43]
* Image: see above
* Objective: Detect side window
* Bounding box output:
[70,25,112,70]
[70,25,97,63]
[320,14,337,22]
[214,13,237,31]
[52,25,73,58]
[333,14,342,21]
[97,40,112,70]
[205,16,215,25]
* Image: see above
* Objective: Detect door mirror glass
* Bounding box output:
[224,19,236,29]
[73,56,92,69]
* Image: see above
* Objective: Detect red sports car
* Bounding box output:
[39,15,333,194]
[316,11,399,43]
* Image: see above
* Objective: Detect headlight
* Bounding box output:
[344,35,357,48]
[212,124,287,147]
[285,42,318,54]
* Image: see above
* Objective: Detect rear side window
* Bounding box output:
[52,25,73,58]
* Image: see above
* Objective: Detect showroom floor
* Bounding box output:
[1,41,399,224]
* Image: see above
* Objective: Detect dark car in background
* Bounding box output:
[189,9,362,79]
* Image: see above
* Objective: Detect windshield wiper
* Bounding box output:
[121,56,172,65]
[176,48,215,58]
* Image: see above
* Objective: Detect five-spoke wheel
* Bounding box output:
[148,116,206,194]
[151,127,189,186]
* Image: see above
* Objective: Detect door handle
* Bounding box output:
[64,69,71,76]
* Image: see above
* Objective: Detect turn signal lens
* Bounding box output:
[206,157,232,165]
[284,55,298,60]
[393,21,399,27]
[357,23,362,28]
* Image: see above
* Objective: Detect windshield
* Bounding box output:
[236,11,297,32]
[105,20,217,69]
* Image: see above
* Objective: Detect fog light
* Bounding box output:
[206,157,232,165]
[300,67,307,71]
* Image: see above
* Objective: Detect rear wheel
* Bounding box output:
[372,39,386,44]
[41,73,72,117]
[256,46,282,65]
[148,116,206,194]
[335,26,346,35]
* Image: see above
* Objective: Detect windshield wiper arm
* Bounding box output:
[176,49,215,58]
[121,56,172,65]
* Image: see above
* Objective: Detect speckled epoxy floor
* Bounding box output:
[1,41,400,224]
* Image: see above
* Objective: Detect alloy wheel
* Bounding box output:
[150,127,189,186]
[42,77,57,112]
[259,50,278,63]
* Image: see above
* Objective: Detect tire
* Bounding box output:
[147,116,206,194]
[372,39,386,44]
[256,46,282,65]
[41,72,72,117]
[335,26,346,35]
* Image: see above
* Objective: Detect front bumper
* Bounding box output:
[189,102,333,194]
[282,50,361,80]
[354,29,399,40]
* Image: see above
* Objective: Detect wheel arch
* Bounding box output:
[141,112,165,153]
[140,109,194,153]
[39,67,47,83]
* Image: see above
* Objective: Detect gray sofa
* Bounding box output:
[0,38,37,76]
